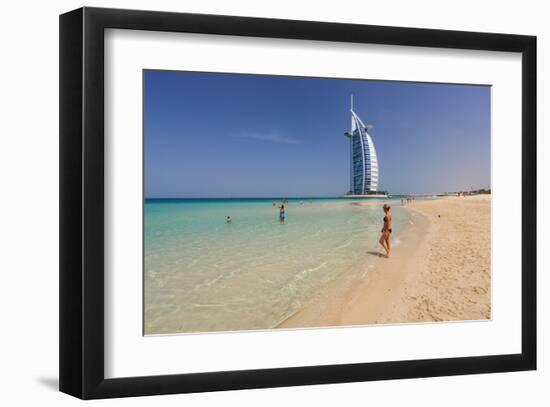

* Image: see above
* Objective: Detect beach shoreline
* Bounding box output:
[276,195,491,329]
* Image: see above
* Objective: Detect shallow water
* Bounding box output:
[144,198,412,334]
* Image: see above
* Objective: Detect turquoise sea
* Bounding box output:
[144,198,414,334]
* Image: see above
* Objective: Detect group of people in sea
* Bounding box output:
[401,197,415,205]
[226,199,393,258]
[226,199,289,225]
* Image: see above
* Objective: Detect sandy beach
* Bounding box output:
[278,195,491,329]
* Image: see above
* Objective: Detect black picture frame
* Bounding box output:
[60,7,537,400]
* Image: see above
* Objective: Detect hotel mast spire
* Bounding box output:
[350,94,356,132]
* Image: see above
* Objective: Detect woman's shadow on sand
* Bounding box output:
[367,251,387,258]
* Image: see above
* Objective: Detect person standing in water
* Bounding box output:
[226,216,232,224]
[379,204,392,257]
[279,204,286,224]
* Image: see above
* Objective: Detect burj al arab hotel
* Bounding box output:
[343,96,382,196]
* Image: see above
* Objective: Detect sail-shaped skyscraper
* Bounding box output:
[344,96,379,195]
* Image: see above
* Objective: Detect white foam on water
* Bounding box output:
[334,239,353,250]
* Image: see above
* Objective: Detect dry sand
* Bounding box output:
[277,195,491,329]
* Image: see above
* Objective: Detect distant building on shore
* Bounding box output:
[343,96,380,195]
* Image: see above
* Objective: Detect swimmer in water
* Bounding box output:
[226,216,232,224]
[279,204,286,224]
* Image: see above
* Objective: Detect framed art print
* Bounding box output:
[59,7,536,399]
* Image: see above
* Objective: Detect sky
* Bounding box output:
[144,70,491,198]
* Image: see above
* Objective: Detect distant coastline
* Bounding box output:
[144,190,490,201]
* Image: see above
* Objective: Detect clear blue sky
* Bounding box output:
[144,70,490,198]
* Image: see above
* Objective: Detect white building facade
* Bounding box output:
[344,98,379,195]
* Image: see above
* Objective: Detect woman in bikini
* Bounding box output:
[379,203,392,258]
